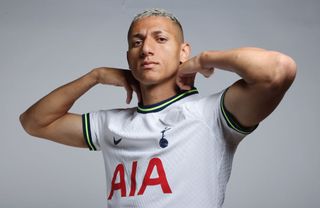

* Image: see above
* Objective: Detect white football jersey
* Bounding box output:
[82,88,256,208]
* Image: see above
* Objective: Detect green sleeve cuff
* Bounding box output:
[82,113,97,151]
[220,89,258,135]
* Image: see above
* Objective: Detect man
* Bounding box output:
[20,9,296,207]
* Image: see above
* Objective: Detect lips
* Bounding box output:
[141,60,159,69]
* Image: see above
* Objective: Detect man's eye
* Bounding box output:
[133,40,142,47]
[157,37,167,43]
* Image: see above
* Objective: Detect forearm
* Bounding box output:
[196,47,296,126]
[199,47,296,87]
[20,69,98,134]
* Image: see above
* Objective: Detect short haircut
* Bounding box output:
[127,8,184,43]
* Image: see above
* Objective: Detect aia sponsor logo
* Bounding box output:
[107,157,172,200]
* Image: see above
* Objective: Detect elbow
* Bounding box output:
[267,52,297,92]
[19,112,32,135]
[19,112,39,137]
[278,53,297,85]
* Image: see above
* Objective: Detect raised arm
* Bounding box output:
[177,47,297,127]
[20,68,140,147]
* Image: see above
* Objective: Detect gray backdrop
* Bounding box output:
[1,0,319,207]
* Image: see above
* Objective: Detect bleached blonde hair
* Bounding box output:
[127,8,184,42]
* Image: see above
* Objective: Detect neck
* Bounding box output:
[140,82,179,106]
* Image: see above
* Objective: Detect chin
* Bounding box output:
[133,69,177,87]
[141,77,177,89]
[133,71,161,84]
[139,78,161,86]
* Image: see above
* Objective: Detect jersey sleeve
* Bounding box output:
[218,89,258,143]
[220,89,258,132]
[192,88,258,144]
[82,111,105,151]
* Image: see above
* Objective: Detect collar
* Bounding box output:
[137,87,199,114]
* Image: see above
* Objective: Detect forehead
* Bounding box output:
[129,16,180,38]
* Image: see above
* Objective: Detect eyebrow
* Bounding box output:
[131,30,167,39]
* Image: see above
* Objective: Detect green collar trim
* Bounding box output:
[137,88,199,114]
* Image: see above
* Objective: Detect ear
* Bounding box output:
[180,43,191,63]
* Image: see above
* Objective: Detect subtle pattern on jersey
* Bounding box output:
[82,88,256,207]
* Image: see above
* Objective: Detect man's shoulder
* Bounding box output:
[99,106,137,115]
[186,89,225,106]
[88,107,138,121]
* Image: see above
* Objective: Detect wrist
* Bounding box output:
[89,68,103,85]
[198,50,218,69]
[83,69,99,87]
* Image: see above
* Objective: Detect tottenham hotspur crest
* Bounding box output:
[159,127,171,148]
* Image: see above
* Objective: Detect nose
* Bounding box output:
[140,37,154,58]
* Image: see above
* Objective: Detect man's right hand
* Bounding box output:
[92,67,141,104]
[20,67,141,148]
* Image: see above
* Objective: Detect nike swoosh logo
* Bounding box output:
[113,137,122,145]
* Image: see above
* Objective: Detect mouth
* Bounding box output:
[141,61,159,69]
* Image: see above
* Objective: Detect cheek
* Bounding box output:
[130,70,140,81]
[163,48,181,67]
[161,44,179,57]
[127,53,136,68]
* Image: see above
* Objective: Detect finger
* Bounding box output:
[178,66,197,76]
[188,73,196,86]
[202,68,215,78]
[125,70,142,103]
[123,83,133,104]
[179,83,192,90]
[176,77,192,90]
[131,84,142,103]
[126,89,133,104]
[181,73,196,88]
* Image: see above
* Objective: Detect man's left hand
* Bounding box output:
[176,54,214,90]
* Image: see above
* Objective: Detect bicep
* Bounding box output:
[36,113,87,148]
[224,79,286,127]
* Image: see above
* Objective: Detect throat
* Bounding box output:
[137,87,199,114]
[140,83,180,106]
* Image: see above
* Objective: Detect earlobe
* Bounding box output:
[180,43,191,63]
